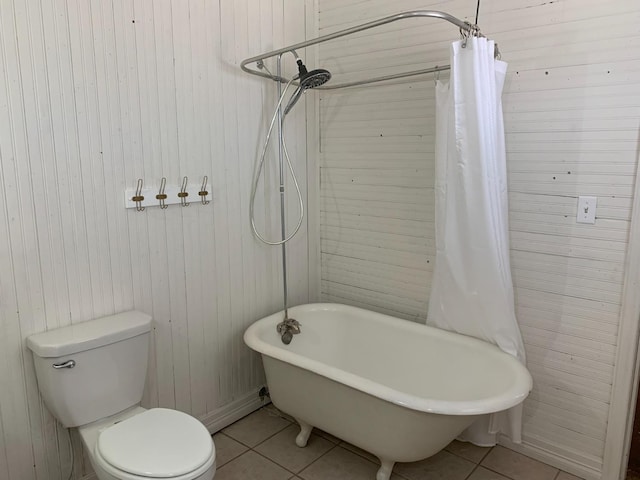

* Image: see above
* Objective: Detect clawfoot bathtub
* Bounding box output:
[244,303,532,480]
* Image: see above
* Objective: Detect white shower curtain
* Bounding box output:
[427,37,527,445]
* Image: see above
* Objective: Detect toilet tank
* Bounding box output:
[27,311,152,428]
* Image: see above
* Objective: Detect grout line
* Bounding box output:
[252,423,294,449]
[296,443,340,478]
[465,464,481,479]
[248,425,289,449]
[251,448,301,477]
[221,410,567,480]
[444,443,494,465]
[211,432,249,468]
[478,446,493,464]
[334,443,414,480]
[482,465,515,479]
[222,407,292,449]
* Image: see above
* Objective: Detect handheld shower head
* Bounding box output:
[283,59,331,115]
[296,59,331,89]
[300,68,332,89]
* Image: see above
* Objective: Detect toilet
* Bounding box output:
[27,311,216,480]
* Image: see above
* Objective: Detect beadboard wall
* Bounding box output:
[317,1,640,478]
[0,0,313,479]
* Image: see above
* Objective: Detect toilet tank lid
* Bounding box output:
[27,311,152,358]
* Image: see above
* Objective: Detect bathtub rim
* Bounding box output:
[244,302,532,416]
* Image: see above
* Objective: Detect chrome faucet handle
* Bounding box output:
[276,318,301,344]
[287,319,301,334]
[276,318,301,335]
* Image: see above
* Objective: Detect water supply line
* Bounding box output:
[249,73,305,247]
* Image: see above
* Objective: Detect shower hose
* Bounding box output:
[249,77,305,245]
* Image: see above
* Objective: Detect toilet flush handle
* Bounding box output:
[52,360,76,369]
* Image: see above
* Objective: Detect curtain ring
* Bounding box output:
[460,23,471,48]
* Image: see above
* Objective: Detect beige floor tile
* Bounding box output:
[394,450,476,480]
[445,440,492,464]
[467,466,511,480]
[214,451,292,480]
[255,424,336,473]
[222,408,291,447]
[481,446,558,480]
[299,446,403,480]
[213,432,249,467]
[557,472,584,480]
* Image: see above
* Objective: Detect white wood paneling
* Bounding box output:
[317,1,640,478]
[0,1,311,479]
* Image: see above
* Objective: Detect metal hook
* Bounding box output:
[132,178,145,212]
[460,24,470,48]
[460,22,479,48]
[156,177,168,209]
[178,176,190,206]
[199,176,210,205]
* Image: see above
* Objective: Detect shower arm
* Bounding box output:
[240,10,482,90]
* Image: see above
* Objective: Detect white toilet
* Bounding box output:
[27,311,216,480]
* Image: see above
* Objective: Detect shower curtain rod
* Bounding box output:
[240,10,480,90]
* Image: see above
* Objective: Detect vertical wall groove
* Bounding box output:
[317,1,640,478]
[0,1,310,478]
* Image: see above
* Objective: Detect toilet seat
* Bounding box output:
[94,408,215,479]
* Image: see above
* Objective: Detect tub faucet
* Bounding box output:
[277,317,301,345]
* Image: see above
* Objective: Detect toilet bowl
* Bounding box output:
[80,407,216,480]
[26,311,216,480]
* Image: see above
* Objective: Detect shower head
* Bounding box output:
[296,59,331,90]
[283,59,331,115]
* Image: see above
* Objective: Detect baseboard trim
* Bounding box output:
[198,388,267,434]
[499,437,601,480]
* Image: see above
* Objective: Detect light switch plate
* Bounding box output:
[577,196,597,224]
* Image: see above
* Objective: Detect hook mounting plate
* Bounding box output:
[125,182,211,209]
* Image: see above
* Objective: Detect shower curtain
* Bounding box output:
[427,37,527,445]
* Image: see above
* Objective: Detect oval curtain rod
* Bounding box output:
[240,10,483,90]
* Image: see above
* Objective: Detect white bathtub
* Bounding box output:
[244,303,532,480]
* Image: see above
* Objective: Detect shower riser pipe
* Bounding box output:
[276,54,289,319]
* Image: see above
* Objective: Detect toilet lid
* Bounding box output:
[97,408,214,478]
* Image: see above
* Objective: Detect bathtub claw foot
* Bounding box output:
[376,459,395,480]
[295,419,312,448]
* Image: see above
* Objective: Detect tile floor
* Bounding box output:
[213,406,584,480]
